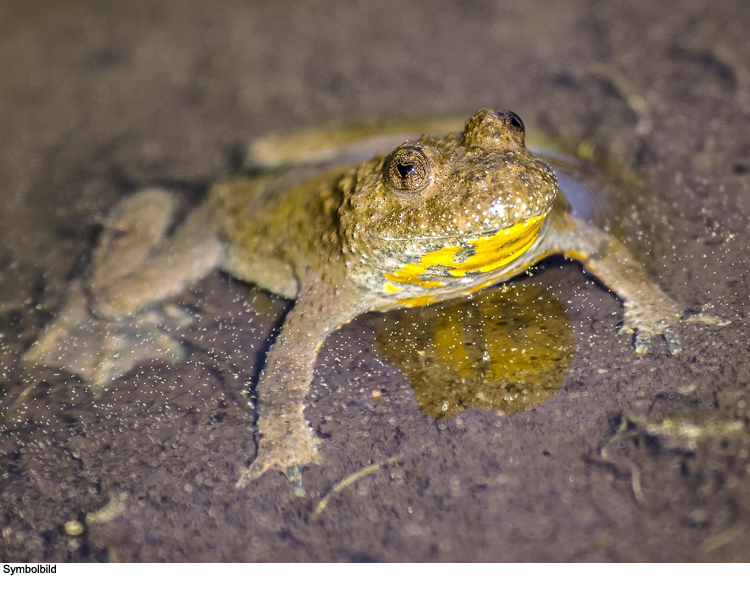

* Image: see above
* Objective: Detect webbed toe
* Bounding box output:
[236,428,322,497]
[23,280,192,389]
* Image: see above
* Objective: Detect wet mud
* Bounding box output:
[1,0,750,562]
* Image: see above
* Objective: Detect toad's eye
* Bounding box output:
[506,111,524,134]
[385,146,432,192]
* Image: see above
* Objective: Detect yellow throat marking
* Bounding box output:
[383,215,545,290]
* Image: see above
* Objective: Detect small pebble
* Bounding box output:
[64,520,84,536]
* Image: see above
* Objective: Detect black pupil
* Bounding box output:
[509,114,522,129]
[397,163,414,178]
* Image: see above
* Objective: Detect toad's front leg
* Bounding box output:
[549,215,728,355]
[236,271,366,496]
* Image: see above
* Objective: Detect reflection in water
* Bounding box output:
[376,282,574,419]
[537,148,615,229]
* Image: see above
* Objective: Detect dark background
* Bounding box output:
[1,0,749,561]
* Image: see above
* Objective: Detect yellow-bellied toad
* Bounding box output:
[24,109,726,494]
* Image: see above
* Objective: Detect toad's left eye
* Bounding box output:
[385,146,432,192]
[506,112,524,133]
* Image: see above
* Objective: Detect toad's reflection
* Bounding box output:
[376,282,574,419]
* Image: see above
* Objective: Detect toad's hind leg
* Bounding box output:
[244,118,466,171]
[88,188,178,290]
[23,188,225,388]
[89,190,225,319]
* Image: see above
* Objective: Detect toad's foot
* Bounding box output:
[618,298,729,356]
[22,280,192,389]
[618,296,683,355]
[236,425,322,496]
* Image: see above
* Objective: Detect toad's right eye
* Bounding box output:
[384,146,432,192]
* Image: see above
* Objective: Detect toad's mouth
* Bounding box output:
[382,214,546,288]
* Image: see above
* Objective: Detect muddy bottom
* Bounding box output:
[1,0,750,562]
